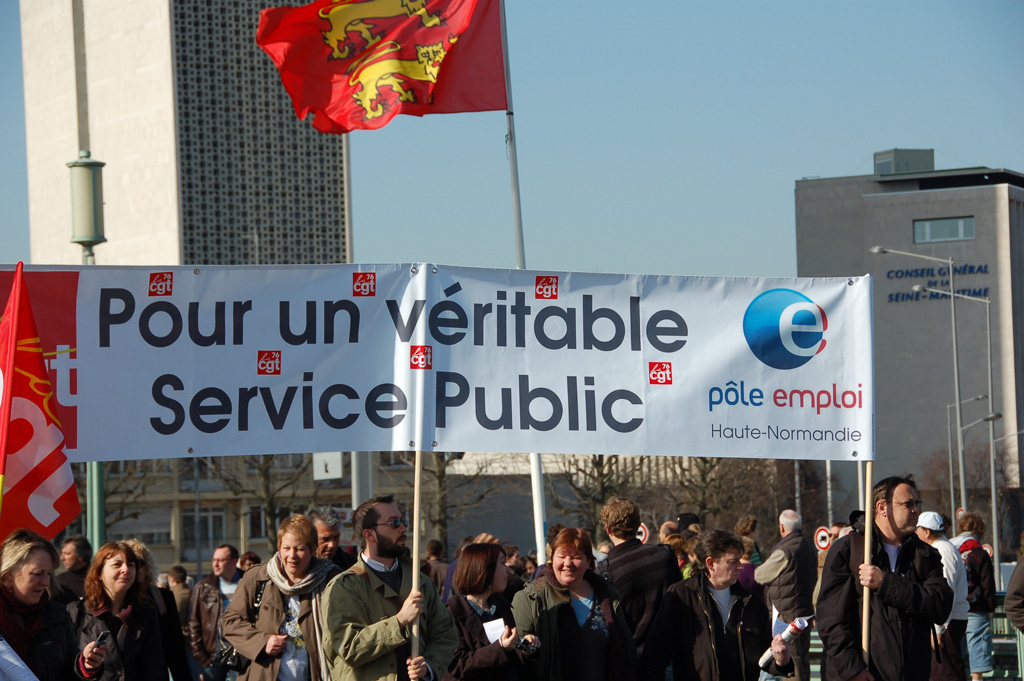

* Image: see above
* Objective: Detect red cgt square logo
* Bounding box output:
[411,345,432,370]
[649,362,672,385]
[149,272,173,296]
[353,272,376,297]
[258,351,282,375]
[535,276,558,300]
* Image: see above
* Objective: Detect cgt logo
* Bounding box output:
[535,276,558,300]
[410,345,432,370]
[257,351,282,375]
[649,362,672,385]
[353,272,376,297]
[743,289,827,370]
[149,272,173,296]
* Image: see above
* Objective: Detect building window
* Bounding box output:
[380,451,413,469]
[249,506,268,539]
[108,507,172,545]
[913,217,975,243]
[182,506,227,562]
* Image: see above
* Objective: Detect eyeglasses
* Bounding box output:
[375,518,408,529]
[892,499,923,510]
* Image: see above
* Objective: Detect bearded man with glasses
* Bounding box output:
[322,495,457,681]
[816,475,953,681]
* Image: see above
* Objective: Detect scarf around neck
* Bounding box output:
[0,587,47,674]
[265,553,335,681]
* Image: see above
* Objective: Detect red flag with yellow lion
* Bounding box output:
[257,0,507,134]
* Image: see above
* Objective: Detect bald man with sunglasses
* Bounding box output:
[816,475,952,681]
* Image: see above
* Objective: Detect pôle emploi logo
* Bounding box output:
[742,289,827,370]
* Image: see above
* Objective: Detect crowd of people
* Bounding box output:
[3,475,1024,681]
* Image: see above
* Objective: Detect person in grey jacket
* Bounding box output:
[754,509,817,681]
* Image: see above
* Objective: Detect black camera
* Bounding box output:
[515,638,537,654]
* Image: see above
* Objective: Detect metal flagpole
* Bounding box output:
[857,461,864,507]
[498,0,546,562]
[826,460,833,526]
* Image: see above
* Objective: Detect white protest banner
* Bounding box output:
[0,264,873,462]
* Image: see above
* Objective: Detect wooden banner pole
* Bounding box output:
[861,460,873,664]
[411,449,422,659]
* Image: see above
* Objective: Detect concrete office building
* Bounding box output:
[20,0,350,266]
[19,0,353,569]
[796,149,1024,541]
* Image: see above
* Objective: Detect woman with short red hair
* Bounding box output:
[511,528,636,681]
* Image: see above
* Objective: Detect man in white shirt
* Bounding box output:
[916,511,969,681]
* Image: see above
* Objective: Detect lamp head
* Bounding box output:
[911,285,925,292]
[984,412,1003,423]
[869,246,887,254]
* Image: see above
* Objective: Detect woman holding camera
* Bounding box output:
[68,541,165,681]
[444,542,538,681]
[512,528,635,681]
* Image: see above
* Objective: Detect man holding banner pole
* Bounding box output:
[816,475,952,681]
[322,494,456,681]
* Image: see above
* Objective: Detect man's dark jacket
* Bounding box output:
[1004,560,1024,633]
[602,538,681,651]
[188,569,243,666]
[816,522,952,681]
[762,529,817,621]
[639,572,792,681]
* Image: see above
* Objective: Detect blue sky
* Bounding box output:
[3,1,1023,278]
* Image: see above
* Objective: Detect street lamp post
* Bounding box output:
[915,284,1004,586]
[871,246,966,509]
[946,395,986,520]
[68,150,106,549]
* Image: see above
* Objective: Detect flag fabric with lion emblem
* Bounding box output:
[257,0,507,134]
[0,263,80,540]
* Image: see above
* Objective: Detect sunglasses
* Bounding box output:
[892,499,923,510]
[375,517,408,529]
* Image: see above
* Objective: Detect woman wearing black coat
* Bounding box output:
[444,543,539,681]
[68,541,165,681]
[0,530,107,680]
[125,539,192,681]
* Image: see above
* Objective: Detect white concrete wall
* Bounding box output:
[22,0,181,266]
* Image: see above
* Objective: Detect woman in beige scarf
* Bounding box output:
[223,514,341,681]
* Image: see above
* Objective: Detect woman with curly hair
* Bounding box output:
[0,529,107,680]
[68,541,165,681]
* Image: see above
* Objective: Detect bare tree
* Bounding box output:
[69,460,159,533]
[643,457,779,531]
[205,453,313,552]
[412,452,498,551]
[548,454,651,541]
